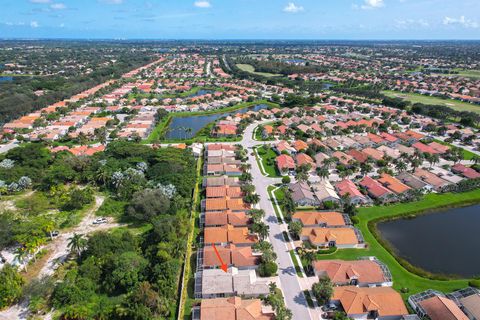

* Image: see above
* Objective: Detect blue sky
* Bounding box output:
[1,0,479,39]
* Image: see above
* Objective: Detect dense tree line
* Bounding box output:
[0,43,156,125]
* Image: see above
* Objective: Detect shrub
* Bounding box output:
[350,216,359,224]
[469,279,480,288]
[258,261,278,277]
[282,176,291,184]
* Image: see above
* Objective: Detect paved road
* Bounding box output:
[241,123,314,320]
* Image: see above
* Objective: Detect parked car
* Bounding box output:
[51,230,60,237]
[92,217,107,225]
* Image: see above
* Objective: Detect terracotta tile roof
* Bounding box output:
[293,211,346,227]
[451,164,480,179]
[359,176,392,198]
[362,147,384,161]
[347,149,369,163]
[296,153,315,168]
[313,259,387,284]
[333,286,408,317]
[335,179,365,199]
[204,225,258,245]
[419,296,469,320]
[377,173,411,194]
[206,186,243,198]
[199,297,274,320]
[293,140,308,152]
[276,154,295,170]
[204,211,250,227]
[301,227,359,246]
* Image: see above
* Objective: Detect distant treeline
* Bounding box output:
[0,54,154,125]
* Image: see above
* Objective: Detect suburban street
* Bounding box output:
[241,123,315,320]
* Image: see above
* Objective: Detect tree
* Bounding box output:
[258,261,278,277]
[68,233,87,258]
[250,209,265,224]
[0,264,24,309]
[244,193,260,204]
[316,166,329,180]
[281,176,291,184]
[288,221,302,239]
[127,188,171,222]
[301,251,316,275]
[104,252,148,294]
[311,276,333,306]
[251,222,269,241]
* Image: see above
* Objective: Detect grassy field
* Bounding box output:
[441,69,480,80]
[383,90,480,114]
[236,64,282,78]
[316,190,480,298]
[254,145,281,177]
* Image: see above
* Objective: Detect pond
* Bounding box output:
[378,205,480,278]
[187,89,214,98]
[0,76,13,82]
[165,104,267,140]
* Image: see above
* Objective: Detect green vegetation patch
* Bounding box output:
[236,64,282,78]
[289,250,304,278]
[382,90,480,114]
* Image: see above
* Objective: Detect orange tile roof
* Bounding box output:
[312,259,386,284]
[377,173,411,194]
[293,211,345,227]
[200,297,274,320]
[333,286,408,317]
[419,296,468,320]
[301,227,359,246]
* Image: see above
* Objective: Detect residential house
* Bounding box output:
[377,174,411,195]
[193,297,274,320]
[452,164,480,179]
[312,258,392,287]
[359,176,396,203]
[312,180,341,204]
[276,154,295,174]
[335,179,371,205]
[290,182,318,206]
[413,168,450,192]
[204,225,258,246]
[332,286,408,320]
[203,244,260,269]
[301,227,363,249]
[292,211,346,227]
[199,268,271,299]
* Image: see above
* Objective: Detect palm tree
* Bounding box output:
[68,233,86,258]
[395,160,408,172]
[316,166,329,180]
[14,247,28,272]
[252,222,270,241]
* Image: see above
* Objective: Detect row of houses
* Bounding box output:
[196,144,274,303]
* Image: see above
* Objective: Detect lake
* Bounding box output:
[188,89,214,98]
[0,76,13,82]
[165,104,267,140]
[378,205,480,278]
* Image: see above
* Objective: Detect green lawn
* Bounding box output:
[236,64,282,78]
[382,90,480,114]
[316,190,480,298]
[303,290,315,308]
[254,145,281,177]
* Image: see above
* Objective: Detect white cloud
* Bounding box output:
[29,0,51,3]
[194,1,211,8]
[361,0,384,9]
[50,3,66,10]
[99,0,123,4]
[395,19,429,29]
[283,2,304,13]
[443,16,479,29]
[30,21,39,28]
